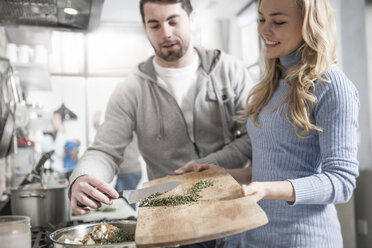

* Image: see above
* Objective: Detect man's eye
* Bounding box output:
[258,19,265,23]
[150,25,160,29]
[169,21,178,26]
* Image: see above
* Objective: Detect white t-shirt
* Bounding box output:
[153,55,201,142]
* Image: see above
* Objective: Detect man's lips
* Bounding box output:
[161,42,178,49]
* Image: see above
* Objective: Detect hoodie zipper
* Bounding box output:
[152,82,201,157]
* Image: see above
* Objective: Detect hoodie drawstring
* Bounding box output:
[211,75,230,145]
[149,82,165,141]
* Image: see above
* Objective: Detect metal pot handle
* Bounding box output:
[19,193,46,199]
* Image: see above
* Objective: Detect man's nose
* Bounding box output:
[161,24,173,38]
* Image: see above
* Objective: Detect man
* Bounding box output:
[70,0,252,247]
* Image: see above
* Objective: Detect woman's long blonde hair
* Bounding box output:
[237,0,338,137]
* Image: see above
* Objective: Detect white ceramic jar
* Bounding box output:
[0,215,31,248]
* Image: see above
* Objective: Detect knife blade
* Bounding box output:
[121,180,181,204]
[77,180,181,208]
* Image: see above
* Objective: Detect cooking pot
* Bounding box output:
[49,220,136,248]
[10,181,70,230]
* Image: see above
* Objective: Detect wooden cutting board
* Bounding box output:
[135,168,268,247]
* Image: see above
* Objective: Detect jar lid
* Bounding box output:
[0,215,30,226]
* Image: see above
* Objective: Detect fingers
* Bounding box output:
[241,184,248,196]
[71,197,91,215]
[200,164,219,170]
[70,175,118,215]
[85,176,119,199]
[174,160,220,175]
[241,183,262,203]
[174,161,200,175]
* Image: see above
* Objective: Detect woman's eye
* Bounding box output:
[169,22,178,26]
[274,21,286,25]
[258,19,265,23]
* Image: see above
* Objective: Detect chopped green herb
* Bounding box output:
[139,179,214,207]
[104,229,135,244]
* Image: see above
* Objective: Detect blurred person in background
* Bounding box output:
[64,139,80,179]
[42,110,81,180]
[42,110,66,175]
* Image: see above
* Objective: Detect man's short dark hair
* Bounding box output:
[140,0,193,23]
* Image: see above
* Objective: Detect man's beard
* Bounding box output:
[155,40,190,62]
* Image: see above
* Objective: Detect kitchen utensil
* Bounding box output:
[49,220,136,248]
[0,60,15,158]
[135,168,269,247]
[19,150,54,186]
[10,181,70,231]
[0,215,31,248]
[11,141,35,187]
[77,180,181,208]
[0,113,14,157]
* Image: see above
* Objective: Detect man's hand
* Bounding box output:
[174,160,220,175]
[70,175,119,215]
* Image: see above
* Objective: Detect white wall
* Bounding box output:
[367,5,372,139]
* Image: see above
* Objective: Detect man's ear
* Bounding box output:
[189,11,196,30]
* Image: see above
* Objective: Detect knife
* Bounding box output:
[77,180,181,207]
[121,180,181,204]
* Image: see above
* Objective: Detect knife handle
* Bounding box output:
[76,193,114,208]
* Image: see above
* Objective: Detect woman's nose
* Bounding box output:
[260,22,272,35]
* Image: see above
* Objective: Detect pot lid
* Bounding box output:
[11,181,68,190]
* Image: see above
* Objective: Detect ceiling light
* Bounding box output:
[64,0,79,15]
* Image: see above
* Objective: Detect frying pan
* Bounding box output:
[49,220,136,248]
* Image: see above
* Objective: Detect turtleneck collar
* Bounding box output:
[279,49,301,69]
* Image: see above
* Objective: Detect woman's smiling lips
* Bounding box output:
[264,38,280,48]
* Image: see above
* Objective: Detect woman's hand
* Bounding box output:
[241,182,267,203]
[241,181,295,203]
[174,160,220,175]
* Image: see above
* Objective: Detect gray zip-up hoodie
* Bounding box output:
[70,47,253,184]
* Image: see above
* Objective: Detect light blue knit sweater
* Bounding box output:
[245,51,360,247]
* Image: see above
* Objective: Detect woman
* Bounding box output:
[175,0,359,246]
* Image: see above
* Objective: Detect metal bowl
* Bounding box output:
[49,220,136,248]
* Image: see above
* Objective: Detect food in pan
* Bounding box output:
[58,223,134,244]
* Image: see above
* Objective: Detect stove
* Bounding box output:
[32,230,53,248]
[31,220,82,248]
